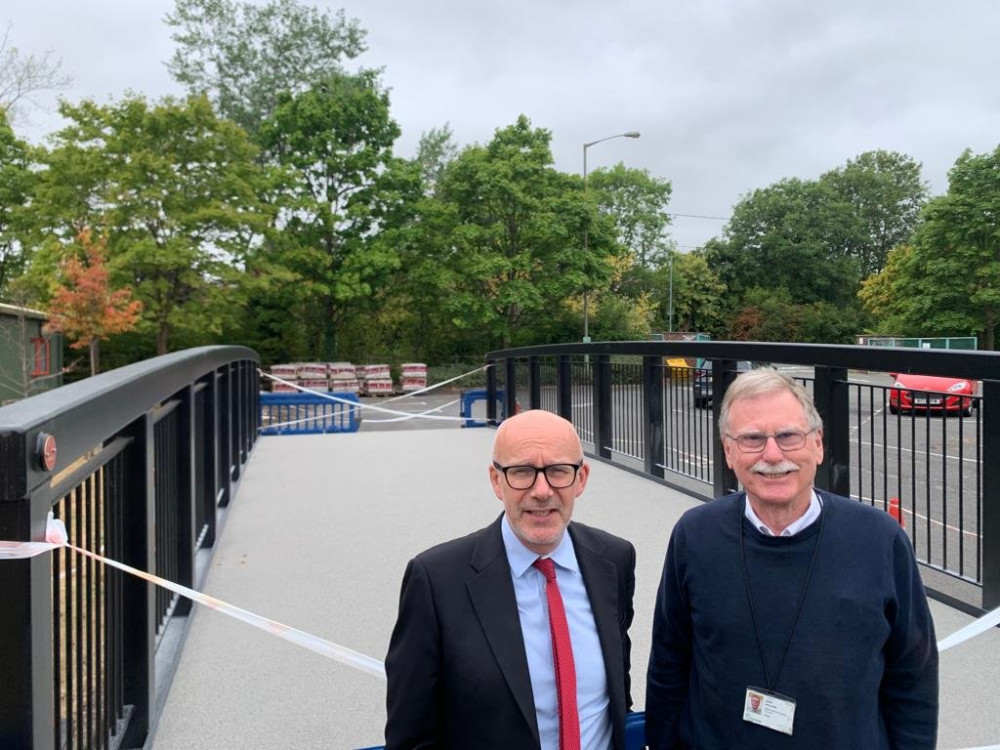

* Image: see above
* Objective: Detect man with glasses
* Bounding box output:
[646,369,938,749]
[385,409,635,749]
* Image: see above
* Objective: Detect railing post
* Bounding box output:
[643,355,665,479]
[557,355,572,422]
[712,360,739,498]
[0,432,55,749]
[593,354,612,460]
[982,380,1000,609]
[813,366,850,497]
[486,360,498,426]
[118,413,155,748]
[231,363,242,482]
[504,358,518,420]
[218,366,233,507]
[176,385,196,616]
[202,374,219,546]
[529,356,541,411]
[251,360,260,452]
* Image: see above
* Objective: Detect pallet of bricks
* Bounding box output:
[327,362,360,395]
[297,363,329,393]
[361,364,394,396]
[269,363,299,393]
[400,363,427,393]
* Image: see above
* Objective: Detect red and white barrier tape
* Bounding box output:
[0,518,385,680]
[259,365,490,424]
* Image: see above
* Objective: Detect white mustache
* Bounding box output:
[750,460,798,475]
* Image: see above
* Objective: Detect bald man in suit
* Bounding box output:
[385,410,635,750]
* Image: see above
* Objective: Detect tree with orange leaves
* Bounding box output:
[45,229,142,376]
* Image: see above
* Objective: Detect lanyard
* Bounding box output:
[739,499,824,691]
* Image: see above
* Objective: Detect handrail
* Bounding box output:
[487,340,1000,380]
[0,345,260,749]
[483,340,1000,613]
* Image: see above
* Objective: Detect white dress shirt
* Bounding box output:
[744,490,823,536]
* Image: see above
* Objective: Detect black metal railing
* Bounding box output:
[485,341,1000,613]
[0,346,259,749]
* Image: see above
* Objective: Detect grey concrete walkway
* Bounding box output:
[152,428,1000,749]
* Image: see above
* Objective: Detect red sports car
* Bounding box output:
[888,372,977,416]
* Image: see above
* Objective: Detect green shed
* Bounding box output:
[0,303,64,405]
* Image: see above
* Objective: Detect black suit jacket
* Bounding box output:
[384,514,636,749]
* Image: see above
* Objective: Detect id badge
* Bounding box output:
[743,686,795,735]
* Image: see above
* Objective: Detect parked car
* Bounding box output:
[693,360,753,408]
[888,372,977,416]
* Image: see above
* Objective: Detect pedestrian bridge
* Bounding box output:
[151,428,999,750]
[2,343,1000,749]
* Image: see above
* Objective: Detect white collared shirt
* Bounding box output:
[744,490,822,536]
[501,515,612,750]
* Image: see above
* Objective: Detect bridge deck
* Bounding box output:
[151,428,1000,749]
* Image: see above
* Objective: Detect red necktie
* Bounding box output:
[533,557,581,750]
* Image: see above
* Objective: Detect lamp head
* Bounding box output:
[623,131,641,138]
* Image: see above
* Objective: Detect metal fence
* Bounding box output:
[0,346,259,749]
[485,341,1000,613]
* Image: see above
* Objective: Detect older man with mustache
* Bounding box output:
[645,369,938,749]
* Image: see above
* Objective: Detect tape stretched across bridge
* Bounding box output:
[1,521,998,675]
[0,538,386,680]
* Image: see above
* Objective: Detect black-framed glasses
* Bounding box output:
[492,461,583,489]
[725,428,817,453]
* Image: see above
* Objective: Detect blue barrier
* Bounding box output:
[460,387,506,427]
[356,710,646,749]
[260,391,361,435]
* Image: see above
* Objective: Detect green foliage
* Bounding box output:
[23,94,272,355]
[669,251,727,336]
[253,71,402,360]
[415,124,458,194]
[821,149,928,277]
[587,163,673,267]
[591,293,654,341]
[728,287,864,344]
[0,111,35,297]
[166,0,366,137]
[392,115,621,351]
[706,178,863,307]
[857,244,916,335]
[860,144,1000,349]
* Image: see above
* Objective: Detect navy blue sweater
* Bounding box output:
[645,491,938,749]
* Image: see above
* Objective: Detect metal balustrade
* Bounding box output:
[485,340,1000,613]
[0,346,259,749]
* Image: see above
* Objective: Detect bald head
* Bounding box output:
[492,409,584,464]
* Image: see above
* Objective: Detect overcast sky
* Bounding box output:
[6,1,1000,251]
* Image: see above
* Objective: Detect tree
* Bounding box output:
[254,71,401,360]
[408,115,620,349]
[45,229,142,375]
[669,252,727,335]
[860,145,1000,349]
[857,244,917,335]
[821,150,928,277]
[706,178,864,306]
[166,0,366,138]
[0,24,72,125]
[587,163,673,267]
[26,94,271,356]
[414,123,458,195]
[0,110,35,296]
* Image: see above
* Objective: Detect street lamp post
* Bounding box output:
[582,131,640,342]
[668,248,674,333]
